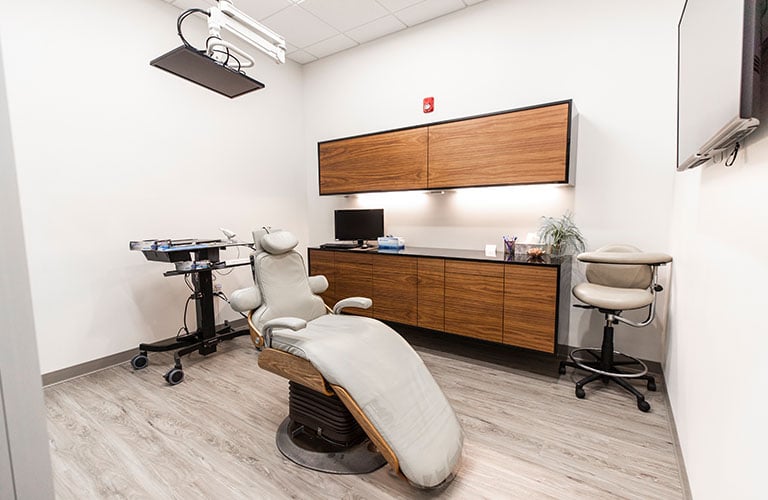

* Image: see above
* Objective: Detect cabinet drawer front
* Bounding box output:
[428,103,570,188]
[444,273,503,343]
[308,250,336,307]
[445,260,504,278]
[335,257,373,317]
[373,254,417,271]
[334,252,373,266]
[373,255,418,324]
[503,265,558,352]
[417,258,445,331]
[319,128,428,194]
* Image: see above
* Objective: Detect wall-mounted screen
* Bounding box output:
[677,0,760,171]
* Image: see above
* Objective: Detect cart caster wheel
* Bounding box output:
[637,399,651,412]
[164,368,184,385]
[647,379,657,391]
[131,354,149,370]
[558,362,566,375]
[575,386,586,399]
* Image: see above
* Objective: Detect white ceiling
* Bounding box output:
[163,0,486,64]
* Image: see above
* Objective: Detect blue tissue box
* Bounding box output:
[377,236,405,249]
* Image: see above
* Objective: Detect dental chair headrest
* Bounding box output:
[261,231,298,255]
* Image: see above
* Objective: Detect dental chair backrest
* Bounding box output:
[250,230,327,332]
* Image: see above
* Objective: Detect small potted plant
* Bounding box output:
[537,210,586,256]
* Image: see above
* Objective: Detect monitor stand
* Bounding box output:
[357,239,368,249]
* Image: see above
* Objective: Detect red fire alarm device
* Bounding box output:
[423,97,434,113]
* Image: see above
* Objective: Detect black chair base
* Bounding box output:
[275,382,386,474]
[559,324,656,412]
[276,418,386,474]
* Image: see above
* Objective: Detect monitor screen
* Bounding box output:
[150,46,265,99]
[677,0,759,170]
[334,209,384,243]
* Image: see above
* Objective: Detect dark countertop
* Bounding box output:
[310,245,570,267]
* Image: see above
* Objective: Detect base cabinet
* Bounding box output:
[308,248,566,354]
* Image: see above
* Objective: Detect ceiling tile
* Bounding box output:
[304,34,358,58]
[375,0,426,12]
[346,15,406,44]
[171,0,213,10]
[395,0,465,27]
[300,0,388,32]
[229,0,292,20]
[287,50,319,64]
[262,4,337,48]
[164,0,486,65]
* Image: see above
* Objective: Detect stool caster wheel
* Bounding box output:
[130,353,149,370]
[647,379,657,391]
[558,362,566,375]
[575,386,586,399]
[164,367,184,385]
[637,399,651,412]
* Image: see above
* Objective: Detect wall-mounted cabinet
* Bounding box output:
[317,100,575,195]
[428,103,571,188]
[318,128,428,195]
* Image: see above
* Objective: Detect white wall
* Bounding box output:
[0,37,55,500]
[666,100,768,497]
[0,0,306,374]
[302,0,680,361]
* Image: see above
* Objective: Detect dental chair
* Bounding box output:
[230,229,463,489]
[558,245,672,412]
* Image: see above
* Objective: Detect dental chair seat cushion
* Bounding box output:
[270,314,464,488]
[573,282,653,311]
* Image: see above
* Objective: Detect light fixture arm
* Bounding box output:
[207,0,286,66]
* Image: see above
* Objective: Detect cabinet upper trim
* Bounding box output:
[317,99,573,145]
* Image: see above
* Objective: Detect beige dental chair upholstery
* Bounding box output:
[230,229,463,489]
[558,245,672,412]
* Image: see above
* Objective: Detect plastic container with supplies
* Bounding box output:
[377,236,405,250]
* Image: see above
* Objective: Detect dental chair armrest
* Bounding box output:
[308,275,329,294]
[333,297,372,314]
[577,252,672,266]
[262,317,308,347]
[230,286,263,312]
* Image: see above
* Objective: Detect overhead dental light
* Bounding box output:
[150,0,286,98]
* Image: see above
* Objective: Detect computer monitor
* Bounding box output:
[334,209,384,247]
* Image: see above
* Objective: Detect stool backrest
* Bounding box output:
[585,244,652,289]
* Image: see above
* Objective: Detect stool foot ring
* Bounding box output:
[569,348,648,378]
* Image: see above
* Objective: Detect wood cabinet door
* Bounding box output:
[333,252,373,317]
[417,257,444,331]
[427,102,570,188]
[308,249,336,308]
[318,128,428,195]
[372,254,418,325]
[444,261,504,342]
[503,265,558,353]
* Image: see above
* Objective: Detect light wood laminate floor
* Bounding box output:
[45,331,686,499]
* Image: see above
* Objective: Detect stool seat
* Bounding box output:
[572,283,653,310]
